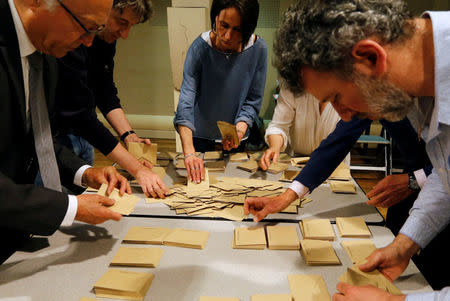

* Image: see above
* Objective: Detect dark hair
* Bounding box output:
[113,0,153,23]
[210,0,259,47]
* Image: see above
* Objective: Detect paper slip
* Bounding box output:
[237,159,259,173]
[122,226,172,244]
[300,239,341,265]
[341,240,376,264]
[267,162,289,174]
[187,169,210,193]
[229,152,249,162]
[163,228,210,249]
[280,170,300,182]
[203,151,223,160]
[128,142,157,165]
[277,153,292,163]
[233,226,266,249]
[205,160,226,172]
[217,121,239,145]
[94,269,154,301]
[329,180,356,194]
[300,219,335,241]
[329,162,351,181]
[288,274,331,301]
[110,247,164,268]
[97,184,140,215]
[266,225,300,250]
[336,217,371,238]
[251,294,292,301]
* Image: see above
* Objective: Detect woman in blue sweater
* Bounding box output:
[174,0,267,183]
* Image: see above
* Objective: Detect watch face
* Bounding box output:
[409,174,420,190]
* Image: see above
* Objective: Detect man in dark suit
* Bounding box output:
[0,0,130,263]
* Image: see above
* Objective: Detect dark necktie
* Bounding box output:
[28,51,62,192]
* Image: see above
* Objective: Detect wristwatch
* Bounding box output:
[408,171,420,191]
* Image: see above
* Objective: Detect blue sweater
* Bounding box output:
[174,35,268,140]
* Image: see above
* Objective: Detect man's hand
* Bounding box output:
[223,121,248,150]
[185,154,205,184]
[359,234,420,281]
[135,167,169,198]
[82,166,131,196]
[366,174,413,208]
[244,189,298,222]
[124,133,151,148]
[333,282,405,301]
[259,148,280,171]
[75,194,122,224]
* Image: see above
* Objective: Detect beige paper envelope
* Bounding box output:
[128,142,158,165]
[341,240,376,263]
[204,151,223,160]
[217,121,239,145]
[277,153,292,163]
[213,194,246,204]
[281,205,298,214]
[251,294,292,301]
[215,205,247,221]
[110,247,164,268]
[300,219,335,240]
[206,160,226,172]
[233,226,266,249]
[122,226,172,244]
[97,184,140,215]
[267,162,289,174]
[280,170,300,182]
[199,297,240,301]
[249,151,264,161]
[266,225,300,250]
[291,157,310,166]
[175,159,186,169]
[164,228,210,249]
[237,159,259,172]
[94,269,154,301]
[329,180,356,194]
[151,166,166,179]
[157,150,179,160]
[329,162,351,180]
[300,239,341,265]
[187,169,210,193]
[288,274,331,301]
[336,217,371,238]
[229,152,249,162]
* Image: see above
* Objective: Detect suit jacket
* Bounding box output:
[0,0,87,262]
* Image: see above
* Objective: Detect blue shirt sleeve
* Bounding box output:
[235,41,267,128]
[405,287,450,301]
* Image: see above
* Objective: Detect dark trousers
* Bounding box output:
[386,193,450,290]
[193,137,247,153]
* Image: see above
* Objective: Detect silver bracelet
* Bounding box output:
[184,153,196,159]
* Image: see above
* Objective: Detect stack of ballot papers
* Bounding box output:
[123,226,210,249]
[97,184,140,215]
[237,159,259,173]
[217,121,239,146]
[93,269,154,301]
[266,225,300,250]
[341,240,376,263]
[251,295,292,301]
[110,247,164,268]
[300,239,341,265]
[233,226,267,249]
[339,265,402,295]
[299,219,335,240]
[203,151,223,160]
[158,176,303,221]
[336,217,372,238]
[288,274,331,301]
[229,152,249,162]
[205,160,226,172]
[329,180,356,194]
[199,297,240,301]
[267,162,289,174]
[128,142,158,165]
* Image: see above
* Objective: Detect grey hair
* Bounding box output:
[273,0,414,96]
[113,0,153,23]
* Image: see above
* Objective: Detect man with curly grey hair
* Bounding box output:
[245,0,450,300]
[51,0,169,198]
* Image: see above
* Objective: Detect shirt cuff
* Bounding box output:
[405,291,439,301]
[414,169,427,189]
[74,165,91,187]
[399,214,436,249]
[289,180,309,198]
[60,195,78,227]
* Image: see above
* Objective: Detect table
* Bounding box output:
[130,162,384,223]
[0,217,431,301]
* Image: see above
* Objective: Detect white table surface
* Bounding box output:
[0,217,430,301]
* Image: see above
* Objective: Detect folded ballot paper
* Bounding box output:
[97,184,140,215]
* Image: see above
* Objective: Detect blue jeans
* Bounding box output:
[35,134,94,187]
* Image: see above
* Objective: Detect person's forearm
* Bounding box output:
[178,125,196,154]
[106,143,142,176]
[106,108,133,136]
[267,134,284,151]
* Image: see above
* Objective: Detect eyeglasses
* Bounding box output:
[56,0,106,36]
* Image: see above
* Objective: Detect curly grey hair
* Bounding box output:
[113,0,153,23]
[273,0,414,95]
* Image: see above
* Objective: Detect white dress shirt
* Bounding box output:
[8,0,89,226]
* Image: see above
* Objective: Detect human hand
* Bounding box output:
[82,166,131,196]
[124,133,151,148]
[185,153,205,183]
[366,174,413,208]
[333,282,405,301]
[244,189,298,222]
[223,122,248,150]
[259,148,280,171]
[135,166,169,198]
[75,194,122,224]
[359,234,420,281]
